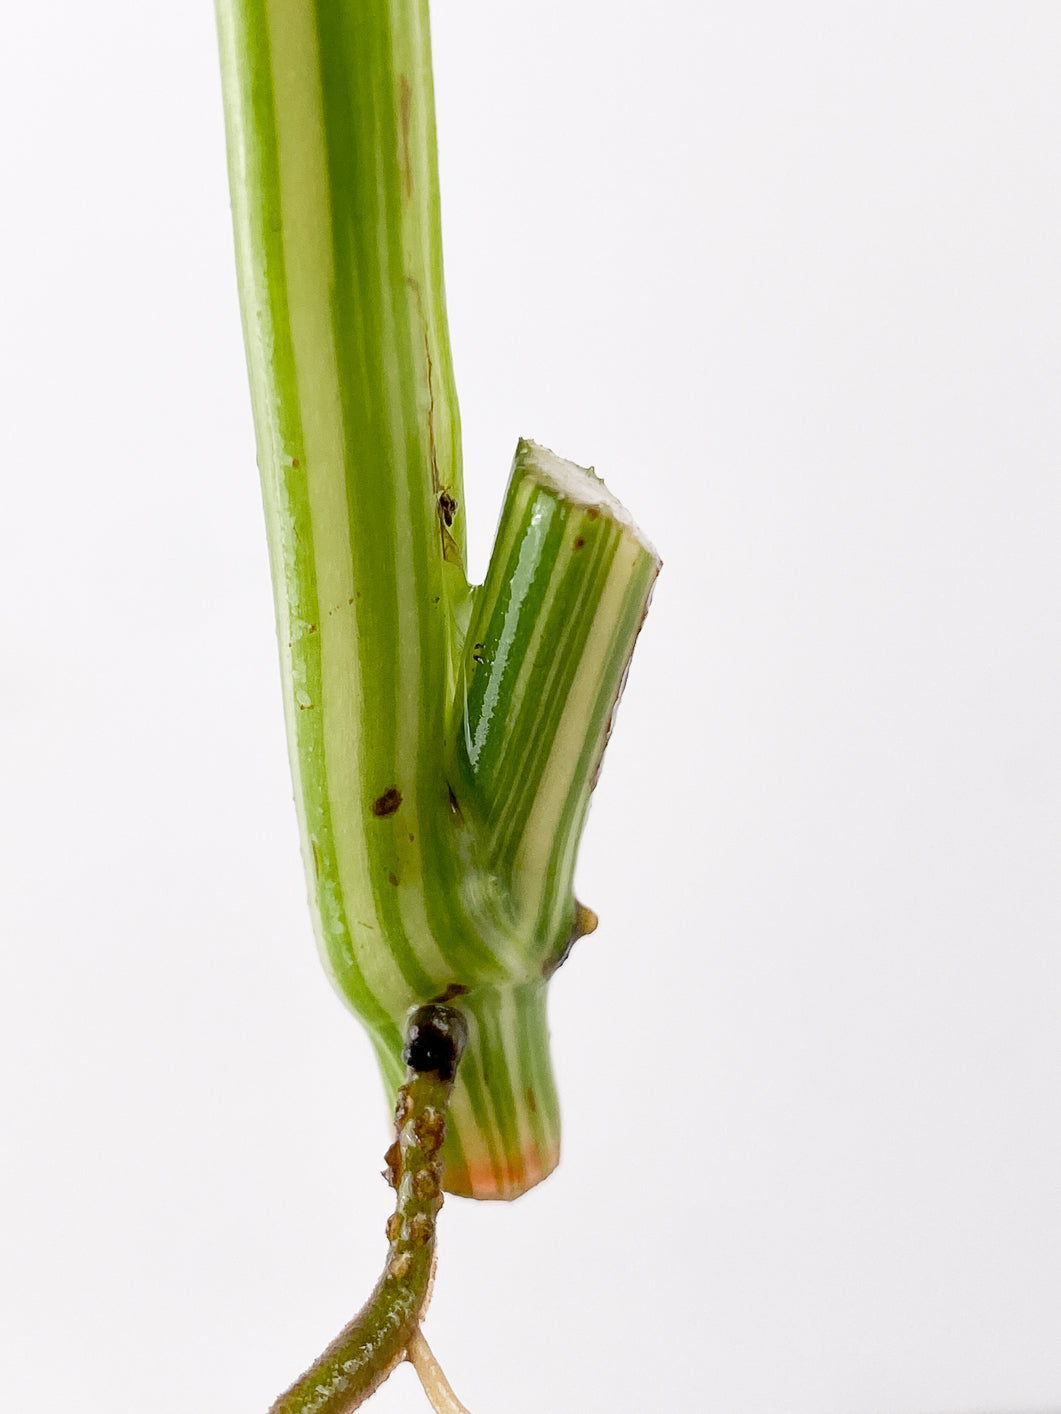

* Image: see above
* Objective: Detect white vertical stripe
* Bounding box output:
[265,0,407,1005]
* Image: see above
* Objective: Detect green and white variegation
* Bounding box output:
[217,0,659,1198]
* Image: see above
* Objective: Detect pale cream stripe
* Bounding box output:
[265,0,407,1005]
[492,518,621,887]
[377,11,449,984]
[513,532,645,897]
[498,985,537,1169]
[486,486,573,841]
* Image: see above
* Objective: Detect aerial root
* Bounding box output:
[406,1328,473,1414]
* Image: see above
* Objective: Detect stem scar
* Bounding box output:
[372,787,403,817]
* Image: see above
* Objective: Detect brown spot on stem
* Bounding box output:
[403,1007,466,1082]
[586,507,599,521]
[372,787,403,817]
[407,277,441,492]
[388,871,399,887]
[408,277,464,570]
[388,1252,413,1281]
[447,784,464,826]
[414,1107,446,1154]
[383,1139,401,1188]
[573,536,586,550]
[291,457,301,469]
[438,490,457,527]
[394,1087,413,1127]
[406,1213,432,1248]
[433,982,468,1004]
[526,1087,538,1114]
[412,1168,439,1202]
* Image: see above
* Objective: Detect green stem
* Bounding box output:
[451,440,660,956]
[216,0,659,1199]
[215,0,467,1025]
[270,1007,468,1414]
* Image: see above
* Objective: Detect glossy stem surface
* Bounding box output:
[217,0,660,1198]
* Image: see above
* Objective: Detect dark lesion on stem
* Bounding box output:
[403,1004,465,1082]
[269,1006,470,1414]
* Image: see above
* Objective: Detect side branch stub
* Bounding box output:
[217,0,660,1199]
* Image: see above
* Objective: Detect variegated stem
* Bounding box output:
[451,440,660,964]
[216,0,659,1199]
[270,1006,467,1414]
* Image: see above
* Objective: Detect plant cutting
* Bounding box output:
[216,0,660,1407]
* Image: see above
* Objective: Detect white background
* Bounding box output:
[2,3,1060,1411]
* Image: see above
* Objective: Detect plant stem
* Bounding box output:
[451,440,660,958]
[270,1007,468,1414]
[216,0,659,1200]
